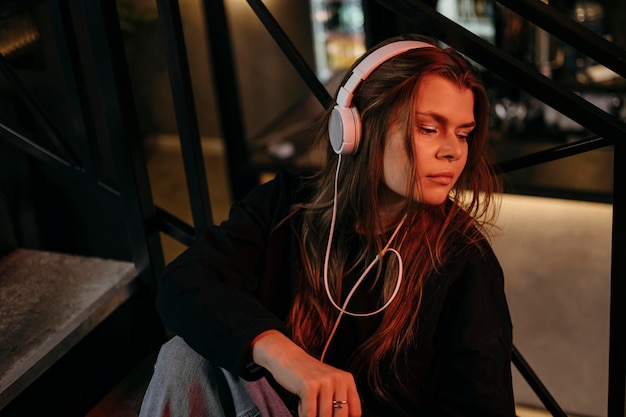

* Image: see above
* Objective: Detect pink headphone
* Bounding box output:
[328,40,435,155]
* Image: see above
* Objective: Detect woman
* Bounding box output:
[140,34,515,417]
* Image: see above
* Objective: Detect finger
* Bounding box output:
[346,384,362,417]
[318,382,336,417]
[323,381,353,417]
[298,391,317,417]
[331,397,350,417]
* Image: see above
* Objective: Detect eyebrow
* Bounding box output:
[416,112,476,129]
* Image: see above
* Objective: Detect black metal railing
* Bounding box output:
[0,0,623,415]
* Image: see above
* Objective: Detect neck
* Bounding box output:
[377,186,409,228]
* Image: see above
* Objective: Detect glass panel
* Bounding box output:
[310,0,366,81]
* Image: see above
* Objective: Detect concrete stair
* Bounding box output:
[0,248,138,413]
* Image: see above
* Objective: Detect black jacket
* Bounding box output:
[156,170,515,417]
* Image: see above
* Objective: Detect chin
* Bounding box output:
[425,200,448,206]
[417,194,450,206]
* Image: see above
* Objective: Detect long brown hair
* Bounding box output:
[286,35,501,397]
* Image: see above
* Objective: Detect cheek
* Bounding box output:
[383,147,415,196]
[384,137,408,173]
[453,148,470,185]
[461,143,470,169]
[383,150,404,186]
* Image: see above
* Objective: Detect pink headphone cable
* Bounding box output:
[321,154,405,361]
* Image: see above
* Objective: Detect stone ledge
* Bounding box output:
[0,248,137,410]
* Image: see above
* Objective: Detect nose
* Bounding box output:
[436,134,464,161]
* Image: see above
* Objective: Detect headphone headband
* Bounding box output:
[329,40,435,155]
[336,40,434,108]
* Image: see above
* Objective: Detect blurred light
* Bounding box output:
[0,13,40,57]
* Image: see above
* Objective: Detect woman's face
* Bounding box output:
[381,75,474,211]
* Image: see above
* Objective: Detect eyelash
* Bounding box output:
[418,126,437,135]
[418,126,471,140]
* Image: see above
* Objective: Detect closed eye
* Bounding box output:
[418,126,437,135]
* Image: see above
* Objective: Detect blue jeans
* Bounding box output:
[139,336,292,417]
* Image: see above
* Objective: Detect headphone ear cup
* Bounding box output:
[329,105,361,155]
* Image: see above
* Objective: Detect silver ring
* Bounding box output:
[332,400,348,409]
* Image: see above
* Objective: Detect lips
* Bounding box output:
[427,172,455,185]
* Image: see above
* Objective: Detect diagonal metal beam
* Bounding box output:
[0,121,73,169]
[0,121,120,196]
[0,52,81,167]
[374,0,626,144]
[496,135,611,173]
[246,0,333,109]
[512,345,568,417]
[496,0,626,79]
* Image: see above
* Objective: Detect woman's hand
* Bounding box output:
[251,330,362,417]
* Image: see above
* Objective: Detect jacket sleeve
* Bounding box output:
[155,170,299,378]
[431,242,515,417]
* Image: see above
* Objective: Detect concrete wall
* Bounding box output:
[491,194,613,417]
